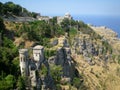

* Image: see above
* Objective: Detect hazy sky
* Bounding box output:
[1,0,120,16]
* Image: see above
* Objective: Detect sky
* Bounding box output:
[1,0,120,16]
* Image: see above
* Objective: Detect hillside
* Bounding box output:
[2,18,120,90]
[90,25,120,54]
[71,27,120,90]
[0,1,37,18]
[0,2,120,90]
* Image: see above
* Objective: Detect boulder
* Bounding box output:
[84,57,92,63]
[51,39,58,46]
[48,56,56,65]
[83,50,89,57]
[55,47,65,65]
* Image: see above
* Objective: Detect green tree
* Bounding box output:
[50,65,63,89]
[50,65,62,84]
[0,75,15,90]
[72,77,87,90]
[0,17,5,34]
[40,64,48,76]
[72,77,81,88]
[61,18,70,33]
[0,2,3,15]
[5,75,15,89]
[12,57,20,76]
[17,76,26,90]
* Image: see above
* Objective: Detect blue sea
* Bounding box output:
[73,15,120,38]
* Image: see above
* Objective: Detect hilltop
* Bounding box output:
[0,1,37,18]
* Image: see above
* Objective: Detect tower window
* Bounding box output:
[22,68,24,70]
[23,57,25,62]
[21,57,22,62]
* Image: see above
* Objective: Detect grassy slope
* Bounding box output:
[71,26,120,90]
[4,21,35,48]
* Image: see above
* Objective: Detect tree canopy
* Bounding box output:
[0,1,38,17]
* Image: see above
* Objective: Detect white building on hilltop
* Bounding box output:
[57,13,72,24]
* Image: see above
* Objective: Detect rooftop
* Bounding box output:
[33,45,44,50]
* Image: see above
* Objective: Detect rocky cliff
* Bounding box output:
[90,25,120,54]
[3,17,120,90]
[71,25,120,90]
[45,24,120,89]
[49,25,120,90]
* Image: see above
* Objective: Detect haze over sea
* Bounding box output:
[73,15,120,38]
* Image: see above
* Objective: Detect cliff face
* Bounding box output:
[16,27,120,90]
[90,25,120,54]
[3,18,120,90]
[47,26,120,90]
[49,37,76,80]
[71,26,120,90]
[50,26,120,90]
[55,46,75,79]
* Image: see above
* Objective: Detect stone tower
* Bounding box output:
[19,49,29,76]
[33,45,45,69]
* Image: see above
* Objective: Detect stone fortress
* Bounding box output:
[19,36,75,90]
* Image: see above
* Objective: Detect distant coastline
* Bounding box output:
[73,15,120,38]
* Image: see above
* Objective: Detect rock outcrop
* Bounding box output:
[49,37,75,79]
[55,47,75,78]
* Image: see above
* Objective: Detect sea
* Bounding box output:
[73,15,120,38]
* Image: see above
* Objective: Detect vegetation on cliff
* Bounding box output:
[0,1,120,90]
[0,17,19,89]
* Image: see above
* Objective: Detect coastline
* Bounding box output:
[73,15,120,38]
[89,25,120,52]
[89,24,118,38]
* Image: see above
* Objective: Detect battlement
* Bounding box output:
[33,45,43,50]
